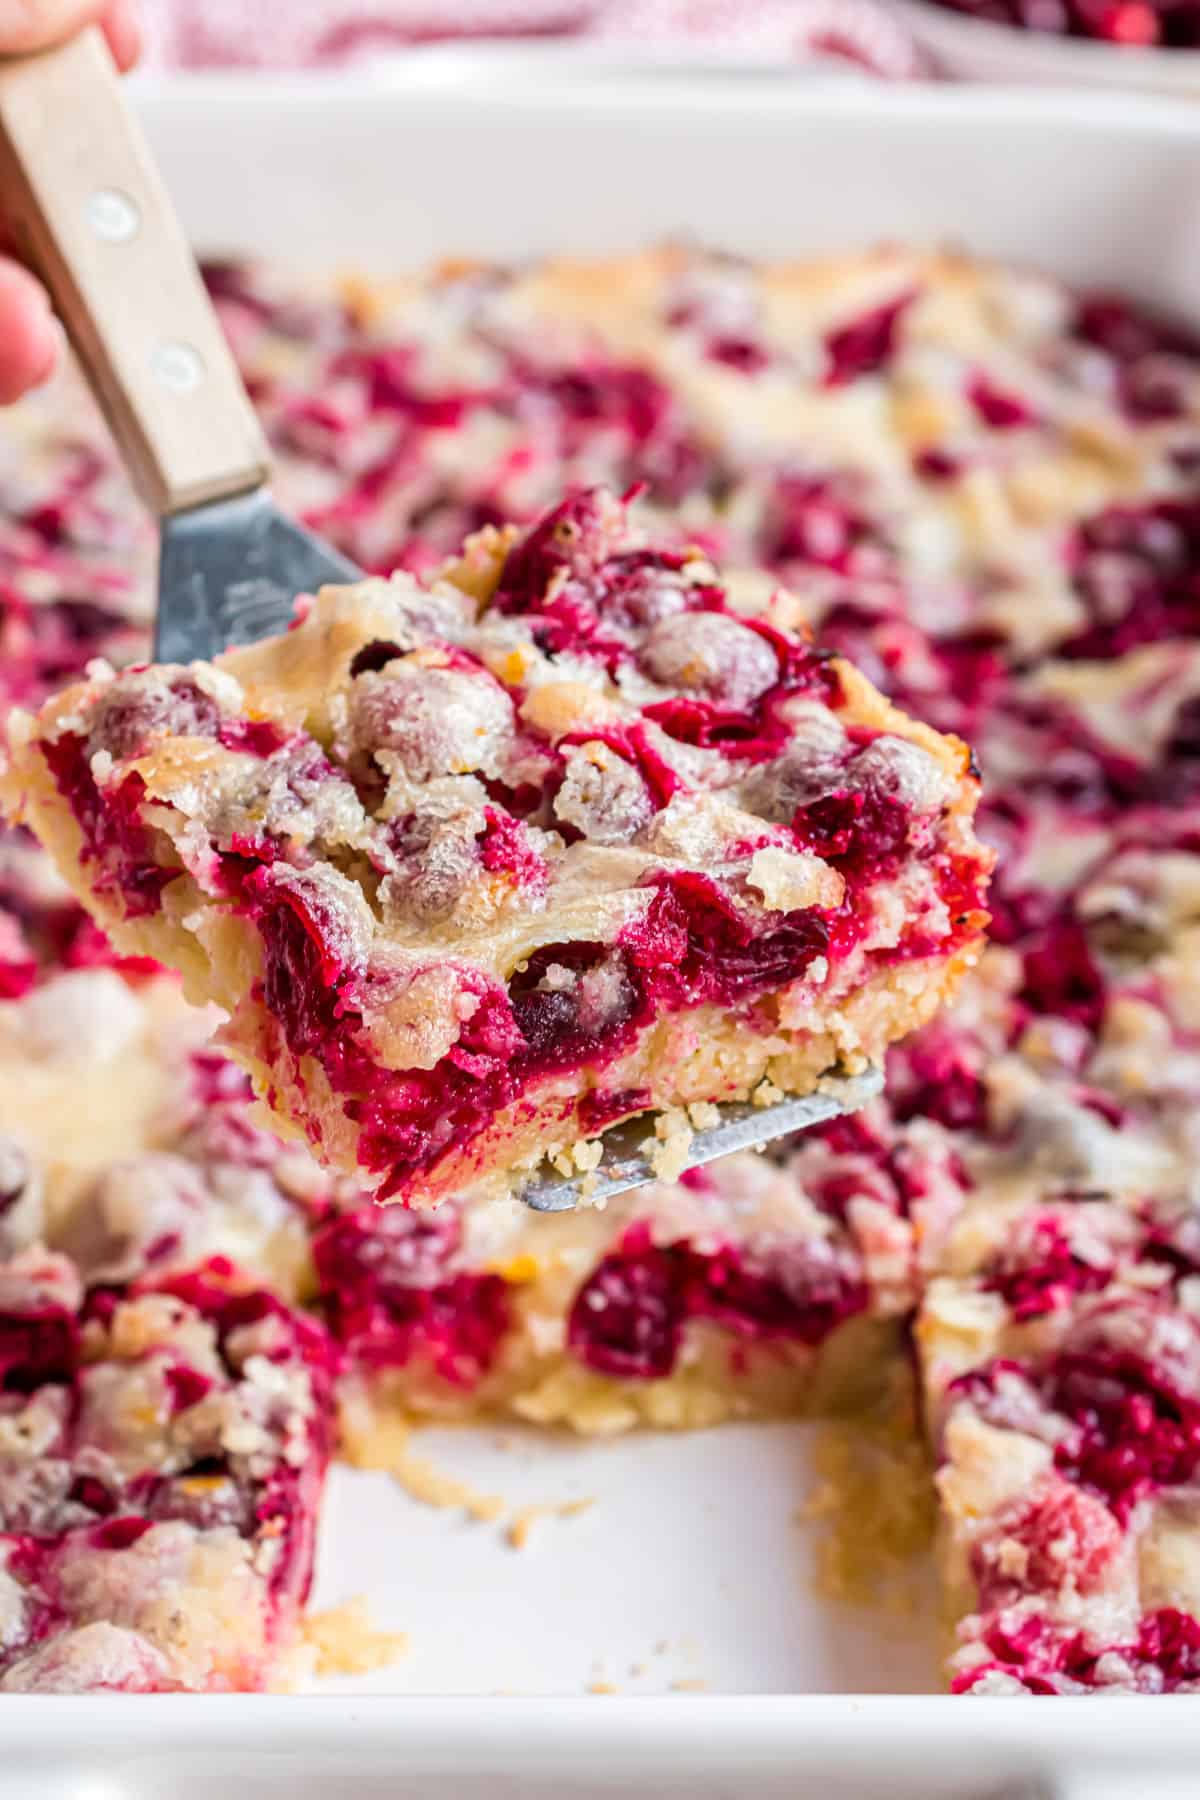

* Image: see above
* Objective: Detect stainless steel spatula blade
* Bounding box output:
[155,489,362,663]
[520,1067,884,1213]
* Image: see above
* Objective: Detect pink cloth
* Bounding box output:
[143,0,925,77]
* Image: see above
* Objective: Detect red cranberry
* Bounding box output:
[1051,1345,1200,1523]
[1137,1609,1200,1685]
[508,942,640,1072]
[707,336,770,375]
[90,675,222,763]
[967,374,1038,430]
[950,1613,1082,1694]
[914,448,962,483]
[1019,916,1106,1034]
[312,1206,511,1387]
[567,1221,867,1383]
[791,778,911,870]
[42,738,171,919]
[577,1086,651,1132]
[642,617,834,761]
[1157,696,1200,802]
[337,345,481,429]
[1122,356,1196,423]
[318,1205,460,1295]
[91,1516,154,1551]
[218,717,291,758]
[0,911,37,1000]
[1074,293,1200,364]
[639,611,781,710]
[1098,1,1159,42]
[623,872,830,1007]
[1064,499,1200,660]
[163,1364,214,1413]
[567,1229,687,1381]
[823,292,916,387]
[890,1031,988,1132]
[695,1241,867,1344]
[517,366,711,506]
[248,868,372,1058]
[477,807,549,891]
[762,473,883,575]
[68,1475,116,1516]
[985,1216,1114,1321]
[0,1309,79,1392]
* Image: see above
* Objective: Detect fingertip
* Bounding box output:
[0,262,61,405]
[101,0,143,72]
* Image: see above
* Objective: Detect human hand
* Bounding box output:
[0,0,141,403]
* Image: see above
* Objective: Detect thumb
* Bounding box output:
[0,258,61,404]
[0,0,141,69]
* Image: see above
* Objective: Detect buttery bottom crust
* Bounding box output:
[337,1311,903,1444]
[220,950,974,1205]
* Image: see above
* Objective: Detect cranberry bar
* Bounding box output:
[322,1100,967,1441]
[2,488,991,1207]
[0,1250,333,1692]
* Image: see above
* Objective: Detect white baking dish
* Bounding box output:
[13,63,1200,1794]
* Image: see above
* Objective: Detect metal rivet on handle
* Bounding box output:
[150,341,205,394]
[86,187,140,244]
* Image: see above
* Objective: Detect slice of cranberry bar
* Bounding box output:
[0,1249,333,1692]
[2,488,991,1206]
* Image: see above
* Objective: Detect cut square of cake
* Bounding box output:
[0,1249,334,1693]
[916,816,1200,1696]
[923,1270,1200,1697]
[1,488,991,1207]
[321,1103,968,1442]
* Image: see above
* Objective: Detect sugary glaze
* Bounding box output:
[3,243,1200,1688]
[3,489,989,1206]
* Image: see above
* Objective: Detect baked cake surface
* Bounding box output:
[0,242,1199,1689]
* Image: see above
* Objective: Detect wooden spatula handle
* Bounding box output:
[0,28,270,516]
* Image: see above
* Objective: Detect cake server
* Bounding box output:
[0,26,360,664]
[0,26,883,1207]
[519,1067,885,1212]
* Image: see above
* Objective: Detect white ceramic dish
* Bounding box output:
[14,64,1200,1796]
[893,0,1200,94]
